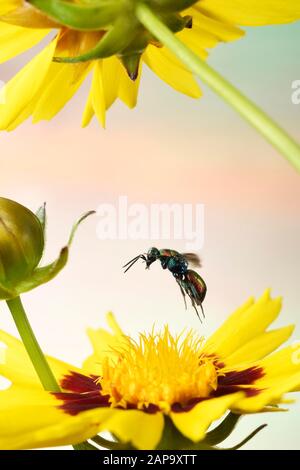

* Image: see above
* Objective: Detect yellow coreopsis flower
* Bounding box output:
[0,0,300,130]
[1,290,300,450]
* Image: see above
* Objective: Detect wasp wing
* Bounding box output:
[181,253,202,268]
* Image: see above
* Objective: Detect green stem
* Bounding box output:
[6,296,60,392]
[135,4,300,173]
[222,424,267,450]
[6,296,91,450]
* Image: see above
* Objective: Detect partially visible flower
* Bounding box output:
[0,290,299,450]
[0,197,94,300]
[0,0,299,129]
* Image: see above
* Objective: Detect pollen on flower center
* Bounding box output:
[99,327,218,412]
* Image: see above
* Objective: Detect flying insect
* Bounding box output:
[123,247,207,321]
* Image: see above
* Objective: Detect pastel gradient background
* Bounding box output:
[1,22,300,449]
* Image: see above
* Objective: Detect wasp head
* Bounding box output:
[146,247,160,268]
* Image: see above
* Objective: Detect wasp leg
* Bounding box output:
[184,282,202,323]
[175,278,187,310]
[199,303,205,319]
[190,296,202,323]
[160,257,169,270]
[192,286,206,320]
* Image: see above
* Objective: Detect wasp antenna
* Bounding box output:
[123,257,142,273]
[123,255,141,268]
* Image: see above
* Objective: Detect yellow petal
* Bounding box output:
[82,312,124,374]
[83,59,115,128]
[0,37,57,130]
[258,345,300,380]
[0,21,50,64]
[190,7,244,42]
[233,372,300,413]
[32,61,91,122]
[205,290,282,359]
[118,62,141,109]
[178,27,218,57]
[0,330,80,388]
[0,4,57,28]
[144,45,201,98]
[98,409,164,450]
[91,60,107,127]
[199,0,300,26]
[171,393,242,442]
[0,0,20,15]
[101,56,140,110]
[101,56,122,109]
[81,85,95,128]
[0,384,112,449]
[224,325,294,367]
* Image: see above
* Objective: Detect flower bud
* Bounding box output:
[0,198,44,292]
[0,197,94,300]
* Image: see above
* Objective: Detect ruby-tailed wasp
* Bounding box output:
[123,247,207,322]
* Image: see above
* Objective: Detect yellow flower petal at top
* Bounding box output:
[0,37,57,130]
[0,0,20,15]
[0,0,299,130]
[0,21,50,64]
[199,0,300,26]
[1,290,300,450]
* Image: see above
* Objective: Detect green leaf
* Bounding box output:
[35,202,47,234]
[221,424,267,450]
[28,0,122,30]
[203,412,241,446]
[53,17,138,63]
[157,416,217,450]
[15,246,69,294]
[68,210,96,246]
[0,280,16,300]
[14,210,95,295]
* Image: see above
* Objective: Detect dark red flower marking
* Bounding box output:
[213,366,265,398]
[53,372,110,416]
[54,366,265,416]
[60,371,100,393]
[53,371,159,416]
[171,397,203,413]
[218,367,265,386]
[171,366,265,412]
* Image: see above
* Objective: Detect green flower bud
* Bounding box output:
[0,197,94,300]
[0,198,44,290]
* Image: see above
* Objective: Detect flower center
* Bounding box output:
[99,328,218,413]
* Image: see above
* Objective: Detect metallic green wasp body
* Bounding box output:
[124,247,207,321]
